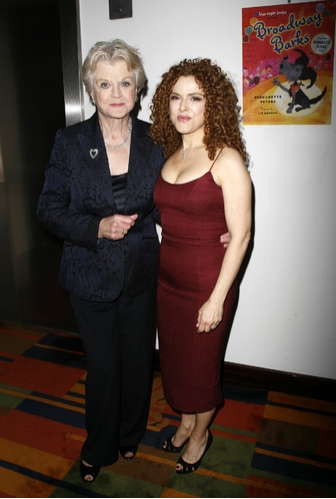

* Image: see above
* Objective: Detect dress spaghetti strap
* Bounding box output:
[209,148,224,171]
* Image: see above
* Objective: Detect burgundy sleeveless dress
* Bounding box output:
[154,162,238,414]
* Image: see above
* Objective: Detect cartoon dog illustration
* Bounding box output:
[278,49,317,88]
[273,77,327,113]
[274,49,326,113]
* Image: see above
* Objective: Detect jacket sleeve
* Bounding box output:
[36,129,101,249]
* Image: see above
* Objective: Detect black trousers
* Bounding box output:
[70,288,157,467]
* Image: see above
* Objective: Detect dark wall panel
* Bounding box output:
[0,1,78,332]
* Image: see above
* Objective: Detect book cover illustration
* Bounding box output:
[242,1,335,124]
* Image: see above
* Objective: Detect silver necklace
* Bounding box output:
[181,147,189,162]
[181,143,204,162]
[105,118,132,150]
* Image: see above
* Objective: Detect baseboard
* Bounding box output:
[154,351,336,402]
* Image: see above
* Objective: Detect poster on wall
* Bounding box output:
[242,1,336,125]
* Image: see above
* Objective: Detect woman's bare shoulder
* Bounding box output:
[218,146,244,164]
[215,147,246,173]
[213,147,250,185]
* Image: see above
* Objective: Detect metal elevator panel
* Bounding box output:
[59,0,84,126]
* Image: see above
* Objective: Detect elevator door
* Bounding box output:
[0,0,78,331]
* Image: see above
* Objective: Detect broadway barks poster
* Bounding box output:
[242,1,336,124]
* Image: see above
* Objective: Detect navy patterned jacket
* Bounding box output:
[37,112,165,301]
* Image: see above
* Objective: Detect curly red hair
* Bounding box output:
[150,58,248,165]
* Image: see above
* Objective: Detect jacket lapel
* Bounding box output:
[76,113,154,214]
[78,113,114,206]
[125,115,152,213]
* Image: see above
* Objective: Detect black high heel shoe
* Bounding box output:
[175,431,213,474]
[80,460,100,483]
[119,444,138,460]
[162,434,189,453]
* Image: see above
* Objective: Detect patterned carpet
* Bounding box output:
[0,321,336,498]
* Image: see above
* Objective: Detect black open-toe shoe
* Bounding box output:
[162,434,189,453]
[80,460,100,483]
[119,444,138,460]
[175,431,213,474]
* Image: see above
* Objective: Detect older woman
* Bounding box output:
[151,59,252,474]
[37,40,165,482]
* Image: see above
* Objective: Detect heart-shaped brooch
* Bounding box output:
[89,149,98,159]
